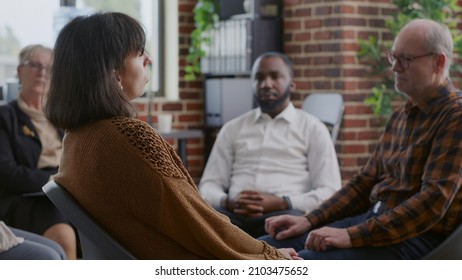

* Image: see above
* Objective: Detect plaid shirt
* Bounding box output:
[306,80,462,247]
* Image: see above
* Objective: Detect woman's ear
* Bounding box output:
[113,70,123,89]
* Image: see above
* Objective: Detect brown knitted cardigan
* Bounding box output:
[54,117,286,260]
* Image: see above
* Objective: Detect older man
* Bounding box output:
[261,19,462,259]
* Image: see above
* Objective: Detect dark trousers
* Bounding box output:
[216,207,304,238]
[258,208,444,259]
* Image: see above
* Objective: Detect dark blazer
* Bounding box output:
[0,100,64,217]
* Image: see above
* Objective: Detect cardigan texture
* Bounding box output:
[54,117,286,260]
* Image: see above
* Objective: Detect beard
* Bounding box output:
[254,85,291,114]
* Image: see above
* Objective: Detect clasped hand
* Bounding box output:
[226,190,287,217]
[305,227,352,251]
[264,214,352,251]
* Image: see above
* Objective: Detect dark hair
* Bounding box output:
[251,52,294,78]
[44,12,146,129]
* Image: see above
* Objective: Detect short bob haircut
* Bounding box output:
[44,12,146,130]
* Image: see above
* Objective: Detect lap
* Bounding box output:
[216,207,304,238]
[259,210,443,259]
[0,227,65,260]
[3,196,69,235]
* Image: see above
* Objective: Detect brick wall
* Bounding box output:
[136,0,421,184]
[282,0,397,183]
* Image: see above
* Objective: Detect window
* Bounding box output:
[0,0,177,99]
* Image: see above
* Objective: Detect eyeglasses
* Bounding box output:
[387,51,435,69]
[21,61,50,72]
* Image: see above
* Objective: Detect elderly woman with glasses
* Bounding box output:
[0,44,77,259]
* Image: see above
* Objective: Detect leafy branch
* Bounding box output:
[184,0,218,81]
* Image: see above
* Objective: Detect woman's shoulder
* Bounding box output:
[104,117,186,179]
[0,102,23,128]
[96,117,162,147]
[106,116,153,133]
[0,102,18,118]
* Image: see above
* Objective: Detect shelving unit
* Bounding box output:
[202,0,283,159]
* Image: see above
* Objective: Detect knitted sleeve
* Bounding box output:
[111,117,286,260]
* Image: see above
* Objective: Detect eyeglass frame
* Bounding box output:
[387,51,436,69]
[21,60,50,72]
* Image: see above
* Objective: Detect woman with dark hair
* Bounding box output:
[45,12,298,260]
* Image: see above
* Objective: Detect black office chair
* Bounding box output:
[422,223,462,259]
[42,180,136,260]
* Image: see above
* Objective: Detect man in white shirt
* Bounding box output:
[199,52,341,237]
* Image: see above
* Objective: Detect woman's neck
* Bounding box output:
[19,92,42,110]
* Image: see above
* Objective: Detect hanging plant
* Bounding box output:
[184,0,219,81]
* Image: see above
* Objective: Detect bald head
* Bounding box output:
[394,19,453,79]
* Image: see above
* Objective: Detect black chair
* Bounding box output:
[42,180,136,260]
[423,223,462,259]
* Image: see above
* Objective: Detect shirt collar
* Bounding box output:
[405,79,456,115]
[254,102,296,122]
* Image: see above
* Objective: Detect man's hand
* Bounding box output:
[265,214,311,240]
[304,227,352,251]
[226,190,288,217]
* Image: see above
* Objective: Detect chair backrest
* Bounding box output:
[42,180,136,260]
[422,222,462,259]
[302,93,344,142]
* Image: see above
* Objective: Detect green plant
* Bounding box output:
[358,0,462,121]
[184,0,219,81]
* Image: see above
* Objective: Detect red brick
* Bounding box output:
[315,6,332,16]
[358,131,381,140]
[284,20,302,30]
[313,81,332,90]
[358,6,379,15]
[162,103,183,111]
[294,32,310,41]
[178,3,194,13]
[304,19,322,28]
[344,104,371,115]
[342,144,367,154]
[294,8,312,17]
[186,102,203,111]
[343,119,368,128]
[178,114,202,123]
[336,5,355,14]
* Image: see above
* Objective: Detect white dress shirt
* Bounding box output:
[199,102,341,213]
